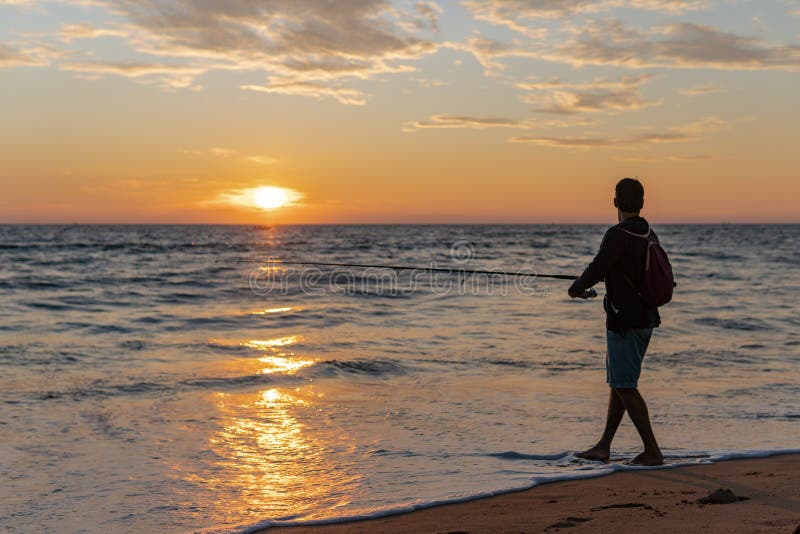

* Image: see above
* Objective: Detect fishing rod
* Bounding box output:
[234,260,598,298]
[232,260,578,281]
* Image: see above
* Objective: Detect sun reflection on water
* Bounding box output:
[250,307,294,315]
[174,332,361,525]
[243,336,298,349]
[243,335,315,374]
[257,355,315,375]
[186,385,362,525]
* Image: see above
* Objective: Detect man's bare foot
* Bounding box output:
[631,450,664,466]
[575,445,610,463]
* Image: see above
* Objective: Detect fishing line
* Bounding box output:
[232,260,598,298]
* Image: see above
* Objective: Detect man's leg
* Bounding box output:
[576,389,626,462]
[614,387,663,466]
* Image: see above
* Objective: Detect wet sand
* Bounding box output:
[265,454,800,533]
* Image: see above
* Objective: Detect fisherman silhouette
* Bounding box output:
[568,178,665,466]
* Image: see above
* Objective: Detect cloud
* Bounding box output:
[406,113,530,131]
[0,42,51,68]
[413,77,449,87]
[62,60,202,77]
[451,16,800,75]
[1,0,105,8]
[0,43,30,67]
[210,147,236,158]
[671,116,724,134]
[550,20,800,70]
[182,147,277,165]
[612,153,713,162]
[509,116,724,148]
[450,35,546,75]
[509,132,687,148]
[518,73,659,114]
[58,23,132,43]
[511,135,619,148]
[628,0,709,13]
[671,154,712,160]
[61,60,205,89]
[463,0,708,33]
[245,155,278,166]
[416,1,443,32]
[455,36,519,75]
[56,0,442,102]
[678,82,720,96]
[465,0,609,27]
[241,80,368,106]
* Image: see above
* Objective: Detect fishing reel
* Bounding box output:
[578,288,598,299]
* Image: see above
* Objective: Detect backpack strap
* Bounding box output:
[614,225,654,270]
[612,224,652,295]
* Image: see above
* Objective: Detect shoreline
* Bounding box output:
[253,453,800,533]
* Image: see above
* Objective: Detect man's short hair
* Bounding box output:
[615,178,644,212]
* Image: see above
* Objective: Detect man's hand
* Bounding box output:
[569,288,597,299]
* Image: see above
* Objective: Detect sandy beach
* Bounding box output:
[265,454,800,533]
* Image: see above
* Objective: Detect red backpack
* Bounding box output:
[617,227,676,308]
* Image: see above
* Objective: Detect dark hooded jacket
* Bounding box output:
[569,216,661,332]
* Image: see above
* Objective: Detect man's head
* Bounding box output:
[614,177,644,215]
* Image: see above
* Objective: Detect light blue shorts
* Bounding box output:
[606,328,653,389]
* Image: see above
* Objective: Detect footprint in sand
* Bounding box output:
[545,517,593,530]
[590,502,647,511]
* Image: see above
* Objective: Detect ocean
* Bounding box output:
[1,224,798,532]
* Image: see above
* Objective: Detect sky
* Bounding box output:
[1,0,799,224]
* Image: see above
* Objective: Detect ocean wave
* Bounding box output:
[479,357,530,368]
[30,372,303,402]
[365,449,424,458]
[311,359,412,378]
[8,280,70,290]
[54,322,134,335]
[724,382,800,397]
[651,349,767,369]
[694,316,772,331]
[119,339,148,351]
[676,251,748,262]
[24,301,83,312]
[484,451,571,461]
[0,345,89,366]
[0,241,256,254]
[24,357,415,401]
[218,448,800,534]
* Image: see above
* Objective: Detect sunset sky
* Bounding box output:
[1,0,798,224]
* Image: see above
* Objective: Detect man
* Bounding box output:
[568,178,664,466]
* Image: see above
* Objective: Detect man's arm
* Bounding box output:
[568,229,623,298]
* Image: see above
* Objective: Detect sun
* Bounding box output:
[252,186,291,209]
[217,185,303,211]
